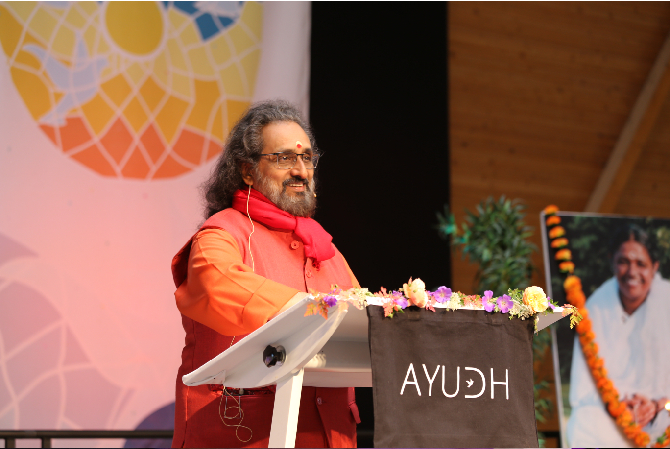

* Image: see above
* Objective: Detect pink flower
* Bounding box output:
[497,294,513,313]
[433,286,452,303]
[483,290,495,312]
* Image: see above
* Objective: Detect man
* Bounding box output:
[170,100,360,448]
[568,224,670,447]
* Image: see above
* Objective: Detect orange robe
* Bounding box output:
[171,208,360,448]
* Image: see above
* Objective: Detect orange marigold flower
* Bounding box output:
[555,249,573,261]
[603,391,618,405]
[559,261,575,273]
[551,237,568,248]
[566,290,586,304]
[563,275,582,291]
[549,226,565,239]
[579,332,595,346]
[581,340,598,354]
[625,424,642,438]
[597,378,613,390]
[546,215,561,226]
[624,427,637,439]
[576,319,592,334]
[608,401,626,417]
[634,433,649,447]
[568,297,586,309]
[544,204,559,215]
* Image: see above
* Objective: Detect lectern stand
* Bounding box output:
[182,296,567,447]
[182,297,370,447]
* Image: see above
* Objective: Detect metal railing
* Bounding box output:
[0,430,173,448]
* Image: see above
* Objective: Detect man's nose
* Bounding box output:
[290,156,309,179]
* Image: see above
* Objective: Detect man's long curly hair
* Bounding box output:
[201,100,316,220]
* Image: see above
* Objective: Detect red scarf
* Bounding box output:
[231,188,336,263]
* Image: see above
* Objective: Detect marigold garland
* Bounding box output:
[543,205,669,448]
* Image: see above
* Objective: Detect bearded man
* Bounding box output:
[170,100,360,448]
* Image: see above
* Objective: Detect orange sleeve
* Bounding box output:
[175,228,299,336]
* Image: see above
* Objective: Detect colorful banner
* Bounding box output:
[0,1,310,445]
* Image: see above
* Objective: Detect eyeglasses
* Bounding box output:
[259,152,320,170]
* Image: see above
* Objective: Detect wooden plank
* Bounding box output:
[451,37,652,89]
[452,26,664,78]
[451,132,612,165]
[585,31,670,212]
[452,108,621,147]
[451,2,670,57]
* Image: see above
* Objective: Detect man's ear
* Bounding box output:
[241,163,254,186]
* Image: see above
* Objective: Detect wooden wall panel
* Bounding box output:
[450,1,670,294]
[616,88,670,217]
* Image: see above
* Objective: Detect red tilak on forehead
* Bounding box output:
[296,140,302,149]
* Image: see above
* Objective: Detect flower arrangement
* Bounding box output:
[544,205,668,448]
[305,278,582,331]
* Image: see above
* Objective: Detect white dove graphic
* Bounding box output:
[23,35,108,127]
[466,379,474,388]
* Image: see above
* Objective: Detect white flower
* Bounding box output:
[403,278,428,308]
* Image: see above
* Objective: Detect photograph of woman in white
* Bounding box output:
[568,224,670,447]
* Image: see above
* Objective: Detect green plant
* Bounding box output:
[437,195,552,446]
[437,196,536,294]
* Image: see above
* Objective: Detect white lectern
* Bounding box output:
[182,296,567,447]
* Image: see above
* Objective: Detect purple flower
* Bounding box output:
[323,295,337,308]
[548,303,556,311]
[433,286,452,303]
[497,294,513,314]
[483,290,495,312]
[392,291,409,309]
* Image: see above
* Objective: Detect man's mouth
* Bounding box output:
[283,179,308,193]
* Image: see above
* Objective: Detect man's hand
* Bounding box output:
[621,394,663,428]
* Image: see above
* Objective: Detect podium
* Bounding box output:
[183,296,567,447]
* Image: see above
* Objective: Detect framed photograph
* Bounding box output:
[541,212,670,447]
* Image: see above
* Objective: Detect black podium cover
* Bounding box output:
[367,305,538,448]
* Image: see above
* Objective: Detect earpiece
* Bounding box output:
[246,185,255,272]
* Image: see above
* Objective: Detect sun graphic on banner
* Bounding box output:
[0,1,262,179]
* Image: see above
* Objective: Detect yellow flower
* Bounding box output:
[403,277,428,308]
[522,286,549,313]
